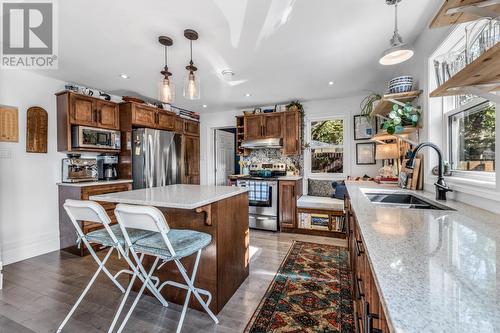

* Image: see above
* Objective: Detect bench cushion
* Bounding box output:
[297,195,344,211]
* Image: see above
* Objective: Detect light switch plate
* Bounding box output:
[0,148,12,159]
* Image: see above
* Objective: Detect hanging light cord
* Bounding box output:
[394,2,398,35]
[189,40,193,66]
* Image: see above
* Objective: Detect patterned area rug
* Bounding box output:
[245,241,354,333]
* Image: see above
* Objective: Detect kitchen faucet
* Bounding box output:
[405,142,452,201]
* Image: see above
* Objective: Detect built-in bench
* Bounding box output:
[290,179,347,238]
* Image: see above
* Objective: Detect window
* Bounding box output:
[308,119,345,175]
[448,100,495,173]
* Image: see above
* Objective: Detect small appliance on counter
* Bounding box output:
[61,154,98,183]
[97,154,119,180]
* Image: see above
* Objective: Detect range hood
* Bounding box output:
[241,138,283,149]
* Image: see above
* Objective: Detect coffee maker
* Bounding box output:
[62,154,98,183]
[97,154,118,180]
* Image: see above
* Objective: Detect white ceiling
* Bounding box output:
[40,0,439,112]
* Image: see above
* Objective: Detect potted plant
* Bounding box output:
[382,103,421,135]
[360,93,382,117]
[286,100,303,112]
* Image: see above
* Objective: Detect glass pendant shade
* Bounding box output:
[183,71,200,100]
[159,77,174,103]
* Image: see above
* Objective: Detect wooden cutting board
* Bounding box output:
[0,105,19,142]
[26,106,48,153]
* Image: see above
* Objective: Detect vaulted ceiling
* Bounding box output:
[40,0,440,112]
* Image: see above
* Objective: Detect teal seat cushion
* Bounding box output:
[133,230,212,260]
[86,224,154,247]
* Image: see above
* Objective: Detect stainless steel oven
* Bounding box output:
[237,179,278,231]
[71,125,121,150]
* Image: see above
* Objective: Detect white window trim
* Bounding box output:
[441,96,496,186]
[304,115,348,180]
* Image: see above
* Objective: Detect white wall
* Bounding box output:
[200,95,381,186]
[394,17,500,214]
[0,71,66,265]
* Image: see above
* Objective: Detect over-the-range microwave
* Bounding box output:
[71,125,121,150]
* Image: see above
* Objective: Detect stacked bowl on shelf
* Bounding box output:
[388,76,413,94]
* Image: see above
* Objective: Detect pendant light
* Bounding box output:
[159,36,174,103]
[379,0,414,66]
[183,29,200,100]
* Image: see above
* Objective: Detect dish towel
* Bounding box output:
[248,181,269,202]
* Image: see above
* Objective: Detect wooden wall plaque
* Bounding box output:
[26,106,48,153]
[0,105,19,142]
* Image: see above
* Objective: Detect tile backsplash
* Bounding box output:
[242,149,303,174]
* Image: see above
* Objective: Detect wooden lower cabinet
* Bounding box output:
[58,182,132,256]
[278,180,302,229]
[346,195,390,333]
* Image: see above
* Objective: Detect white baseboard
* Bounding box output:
[2,232,60,266]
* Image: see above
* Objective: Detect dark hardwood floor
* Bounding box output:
[0,230,345,333]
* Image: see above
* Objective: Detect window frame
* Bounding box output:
[304,115,347,179]
[442,96,496,184]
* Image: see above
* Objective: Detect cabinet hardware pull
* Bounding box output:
[356,277,364,300]
[355,240,364,256]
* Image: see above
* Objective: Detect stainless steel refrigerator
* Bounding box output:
[132,128,182,189]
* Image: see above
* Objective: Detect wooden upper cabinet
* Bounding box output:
[282,111,301,156]
[132,105,156,127]
[174,118,184,133]
[184,119,200,136]
[244,115,263,140]
[69,94,96,127]
[182,134,200,184]
[157,111,175,131]
[96,100,119,130]
[262,113,282,138]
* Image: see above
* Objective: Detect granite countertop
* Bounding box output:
[89,184,248,210]
[277,176,302,181]
[346,181,500,333]
[57,179,133,187]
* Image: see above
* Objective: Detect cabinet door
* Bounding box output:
[132,105,156,127]
[174,118,184,133]
[183,135,200,184]
[80,183,131,226]
[96,100,119,130]
[282,111,301,155]
[69,94,96,126]
[244,115,263,140]
[157,111,175,131]
[279,180,297,228]
[184,120,200,136]
[263,113,282,138]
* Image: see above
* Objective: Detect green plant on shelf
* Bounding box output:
[382,103,420,135]
[360,93,382,117]
[286,100,303,112]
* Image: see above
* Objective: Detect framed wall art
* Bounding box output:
[354,115,374,140]
[356,142,376,165]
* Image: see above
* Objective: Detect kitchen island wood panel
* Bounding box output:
[90,185,249,314]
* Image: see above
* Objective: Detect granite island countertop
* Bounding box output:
[89,184,248,210]
[346,181,500,333]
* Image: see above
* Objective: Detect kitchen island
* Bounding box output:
[90,184,249,314]
[346,181,500,333]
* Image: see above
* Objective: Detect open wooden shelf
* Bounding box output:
[430,42,500,97]
[371,126,420,142]
[430,0,500,28]
[370,90,422,117]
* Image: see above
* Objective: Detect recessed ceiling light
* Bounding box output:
[221,69,235,80]
[328,81,334,86]
[202,104,207,108]
[119,73,129,79]
[245,93,251,97]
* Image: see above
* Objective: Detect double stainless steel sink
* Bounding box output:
[364,192,455,211]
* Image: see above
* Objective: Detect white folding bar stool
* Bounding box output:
[113,203,219,333]
[57,200,168,333]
